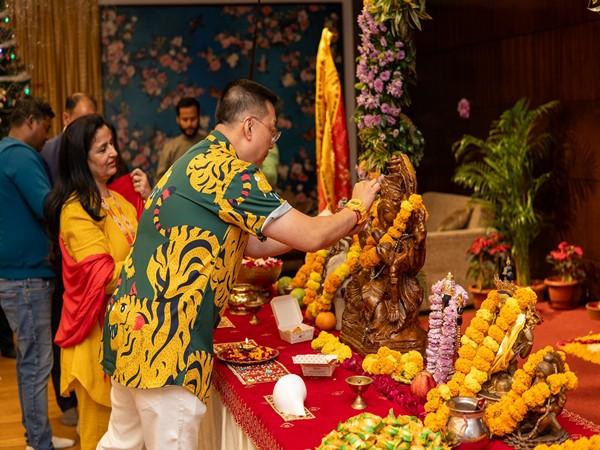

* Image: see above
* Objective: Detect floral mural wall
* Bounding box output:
[101,4,343,215]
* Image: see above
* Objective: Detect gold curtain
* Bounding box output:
[11,0,102,134]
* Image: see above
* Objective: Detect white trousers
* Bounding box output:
[97,380,207,450]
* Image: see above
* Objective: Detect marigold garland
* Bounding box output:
[559,333,600,366]
[300,249,329,307]
[311,331,352,362]
[424,288,538,432]
[534,434,600,450]
[307,236,362,318]
[359,194,425,269]
[362,346,424,382]
[291,252,316,288]
[484,346,578,437]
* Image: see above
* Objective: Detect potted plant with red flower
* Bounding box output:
[466,230,511,308]
[544,241,584,309]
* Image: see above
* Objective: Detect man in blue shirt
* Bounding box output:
[0,98,73,450]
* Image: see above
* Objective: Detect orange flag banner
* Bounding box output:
[315,28,352,212]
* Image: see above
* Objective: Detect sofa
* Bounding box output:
[420,192,491,309]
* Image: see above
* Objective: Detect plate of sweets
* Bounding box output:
[216,339,279,365]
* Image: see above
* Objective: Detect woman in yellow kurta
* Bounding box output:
[45,114,139,450]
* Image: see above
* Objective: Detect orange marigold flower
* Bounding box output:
[487,325,505,343]
[472,356,491,373]
[465,326,484,343]
[458,345,477,360]
[471,317,490,334]
[495,317,510,331]
[476,346,495,363]
[454,358,471,374]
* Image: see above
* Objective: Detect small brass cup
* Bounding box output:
[346,375,373,410]
[228,283,258,315]
[245,299,263,325]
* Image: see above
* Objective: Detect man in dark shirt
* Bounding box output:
[41,93,97,183]
[0,97,74,450]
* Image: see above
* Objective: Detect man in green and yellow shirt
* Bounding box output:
[99,79,381,449]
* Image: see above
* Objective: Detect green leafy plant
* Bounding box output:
[453,98,558,286]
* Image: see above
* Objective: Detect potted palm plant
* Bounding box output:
[544,241,584,309]
[453,98,558,287]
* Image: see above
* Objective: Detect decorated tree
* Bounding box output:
[0,0,31,137]
[354,0,429,174]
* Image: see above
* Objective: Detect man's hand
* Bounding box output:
[350,176,383,213]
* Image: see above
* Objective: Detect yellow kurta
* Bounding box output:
[59,191,137,407]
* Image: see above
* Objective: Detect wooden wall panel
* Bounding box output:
[410,2,600,297]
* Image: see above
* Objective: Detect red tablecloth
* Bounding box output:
[213,306,600,450]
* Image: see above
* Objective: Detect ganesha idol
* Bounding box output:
[340,154,428,355]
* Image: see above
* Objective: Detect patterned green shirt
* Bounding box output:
[102,131,289,401]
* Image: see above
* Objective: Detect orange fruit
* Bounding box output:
[315,311,336,331]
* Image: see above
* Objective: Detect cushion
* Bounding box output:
[437,207,472,231]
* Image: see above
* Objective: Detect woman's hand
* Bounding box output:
[130,168,152,200]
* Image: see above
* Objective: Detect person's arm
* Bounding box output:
[245,235,291,258]
[8,146,51,220]
[261,178,381,252]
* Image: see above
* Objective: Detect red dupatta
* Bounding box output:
[54,238,115,348]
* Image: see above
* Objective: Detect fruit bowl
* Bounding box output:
[237,257,283,287]
[586,302,600,320]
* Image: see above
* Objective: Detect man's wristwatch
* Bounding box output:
[344,198,368,225]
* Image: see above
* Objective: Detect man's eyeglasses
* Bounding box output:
[245,115,281,144]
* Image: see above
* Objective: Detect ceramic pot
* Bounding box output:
[468,286,492,309]
[529,279,547,302]
[544,277,581,310]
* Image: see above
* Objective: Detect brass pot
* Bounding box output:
[446,396,489,449]
[228,283,258,315]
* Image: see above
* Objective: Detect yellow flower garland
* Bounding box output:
[534,434,600,450]
[359,194,425,269]
[362,346,424,382]
[424,288,538,432]
[311,331,352,362]
[559,333,600,366]
[307,236,362,318]
[292,252,316,288]
[484,346,578,437]
[300,249,329,306]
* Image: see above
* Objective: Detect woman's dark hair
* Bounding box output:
[44,114,112,266]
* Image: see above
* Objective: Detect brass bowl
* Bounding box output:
[228,283,259,315]
[237,261,283,287]
[345,375,373,410]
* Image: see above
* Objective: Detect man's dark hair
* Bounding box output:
[175,97,200,116]
[65,93,98,113]
[9,97,55,127]
[215,79,279,125]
